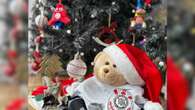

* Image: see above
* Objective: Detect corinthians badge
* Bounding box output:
[107,89,134,110]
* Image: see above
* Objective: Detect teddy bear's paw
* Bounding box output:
[144,101,163,110]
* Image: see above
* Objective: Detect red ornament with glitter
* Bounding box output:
[31,61,41,71]
[33,51,42,59]
[7,50,17,59]
[34,36,44,44]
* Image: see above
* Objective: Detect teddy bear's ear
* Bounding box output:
[94,52,103,63]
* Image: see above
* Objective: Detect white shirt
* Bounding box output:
[75,76,146,110]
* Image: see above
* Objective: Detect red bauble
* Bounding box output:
[34,36,44,44]
[33,51,41,58]
[4,65,15,76]
[6,98,26,110]
[7,50,17,59]
[34,58,42,65]
[31,62,41,71]
[10,27,20,40]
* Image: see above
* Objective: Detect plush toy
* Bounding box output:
[48,0,71,29]
[74,44,163,110]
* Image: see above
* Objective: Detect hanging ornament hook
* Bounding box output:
[108,8,112,27]
[74,52,81,60]
[40,6,44,16]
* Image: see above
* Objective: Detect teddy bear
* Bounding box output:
[73,44,164,110]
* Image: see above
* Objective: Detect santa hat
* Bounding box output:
[103,44,163,102]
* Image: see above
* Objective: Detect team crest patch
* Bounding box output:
[107,89,134,110]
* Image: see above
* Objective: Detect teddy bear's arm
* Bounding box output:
[134,95,148,108]
[134,95,164,110]
[144,101,164,110]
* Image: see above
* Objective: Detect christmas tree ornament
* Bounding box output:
[136,0,143,9]
[34,35,44,44]
[7,49,17,59]
[6,98,26,110]
[35,7,48,29]
[93,8,122,47]
[144,0,152,7]
[93,22,121,47]
[4,60,16,77]
[35,14,48,28]
[35,57,42,65]
[4,64,16,77]
[48,0,71,29]
[33,50,42,59]
[139,38,146,45]
[31,61,41,71]
[53,21,65,30]
[66,52,87,79]
[130,8,146,32]
[9,0,24,15]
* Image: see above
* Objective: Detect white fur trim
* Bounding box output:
[103,45,145,85]
[144,101,164,110]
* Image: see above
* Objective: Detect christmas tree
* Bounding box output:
[29,0,166,79]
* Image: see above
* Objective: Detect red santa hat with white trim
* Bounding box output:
[103,44,163,102]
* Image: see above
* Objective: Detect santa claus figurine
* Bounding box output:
[72,44,164,110]
[48,0,71,29]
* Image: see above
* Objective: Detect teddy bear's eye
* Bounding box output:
[113,64,117,68]
[105,62,110,65]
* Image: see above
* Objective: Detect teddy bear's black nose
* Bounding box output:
[103,68,109,74]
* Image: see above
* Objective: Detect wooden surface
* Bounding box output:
[0,83,21,109]
[28,74,43,110]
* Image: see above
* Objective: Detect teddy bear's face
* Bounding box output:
[93,52,127,86]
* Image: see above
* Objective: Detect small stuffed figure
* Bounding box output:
[74,44,163,110]
[48,0,71,29]
[130,8,146,31]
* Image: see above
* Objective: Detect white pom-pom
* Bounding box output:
[183,62,192,72]
[35,15,48,28]
[144,101,163,110]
